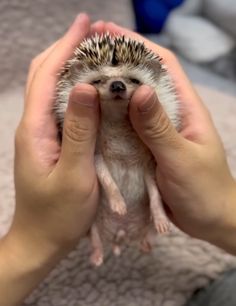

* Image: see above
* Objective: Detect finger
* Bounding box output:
[56,84,99,176]
[25,40,60,100]
[129,85,186,162]
[25,14,92,101]
[25,13,91,122]
[38,13,90,77]
[105,22,165,54]
[90,20,106,35]
[105,22,212,138]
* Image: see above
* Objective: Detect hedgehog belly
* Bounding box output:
[95,160,152,243]
[95,120,155,243]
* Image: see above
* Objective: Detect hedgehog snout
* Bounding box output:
[110,81,126,93]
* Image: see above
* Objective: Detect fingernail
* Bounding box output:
[138,91,156,113]
[75,13,88,24]
[68,13,88,30]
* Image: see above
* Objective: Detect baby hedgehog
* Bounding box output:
[55,34,180,266]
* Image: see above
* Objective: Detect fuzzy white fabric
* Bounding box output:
[164,15,235,63]
[172,0,203,15]
[203,0,236,40]
[0,85,236,306]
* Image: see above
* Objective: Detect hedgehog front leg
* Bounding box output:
[95,154,127,215]
[144,172,171,234]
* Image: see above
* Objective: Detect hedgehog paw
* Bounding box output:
[90,249,103,267]
[155,219,171,234]
[110,195,127,216]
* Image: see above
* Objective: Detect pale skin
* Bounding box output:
[106,23,236,249]
[0,13,235,306]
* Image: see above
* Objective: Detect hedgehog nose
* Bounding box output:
[110,81,126,93]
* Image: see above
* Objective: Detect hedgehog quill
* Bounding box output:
[55,34,180,266]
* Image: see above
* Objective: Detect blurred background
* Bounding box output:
[0,0,236,95]
[1,2,236,306]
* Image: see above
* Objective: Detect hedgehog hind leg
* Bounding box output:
[90,224,104,267]
[144,172,171,234]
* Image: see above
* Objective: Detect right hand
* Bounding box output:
[105,22,236,253]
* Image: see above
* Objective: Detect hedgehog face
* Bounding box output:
[57,35,164,121]
[77,65,159,107]
[73,63,161,122]
[77,65,148,103]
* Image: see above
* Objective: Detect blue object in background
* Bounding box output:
[132,0,185,33]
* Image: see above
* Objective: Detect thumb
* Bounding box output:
[129,85,184,162]
[58,83,99,173]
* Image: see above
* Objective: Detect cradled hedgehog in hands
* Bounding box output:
[55,34,180,266]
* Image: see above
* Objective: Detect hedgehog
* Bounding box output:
[55,34,180,266]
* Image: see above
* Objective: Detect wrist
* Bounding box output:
[3,223,72,273]
[208,178,236,254]
[0,224,73,306]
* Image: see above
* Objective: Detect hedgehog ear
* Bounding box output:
[146,59,162,78]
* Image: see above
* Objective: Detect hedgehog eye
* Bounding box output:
[91,79,101,85]
[130,78,141,84]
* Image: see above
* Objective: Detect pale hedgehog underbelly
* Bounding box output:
[110,161,147,205]
[96,160,152,242]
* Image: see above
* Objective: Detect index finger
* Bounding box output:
[25,17,107,109]
[24,13,91,124]
[25,40,60,101]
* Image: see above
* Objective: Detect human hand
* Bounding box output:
[4,13,106,273]
[104,23,236,252]
[0,13,107,306]
[12,14,104,257]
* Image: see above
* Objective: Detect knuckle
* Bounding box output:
[145,110,172,141]
[64,118,92,144]
[78,177,96,196]
[163,49,177,64]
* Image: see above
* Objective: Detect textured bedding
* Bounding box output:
[1,1,236,305]
[0,85,236,306]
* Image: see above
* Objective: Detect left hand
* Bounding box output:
[0,14,104,306]
[12,13,101,255]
